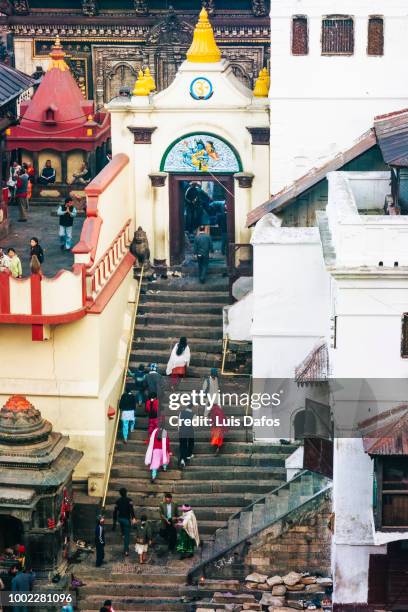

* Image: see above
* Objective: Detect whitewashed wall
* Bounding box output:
[269,0,408,193]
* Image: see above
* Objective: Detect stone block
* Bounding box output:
[259,593,285,607]
[266,575,283,587]
[283,572,302,586]
[272,585,286,596]
[245,572,268,583]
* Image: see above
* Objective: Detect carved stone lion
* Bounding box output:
[130,226,153,276]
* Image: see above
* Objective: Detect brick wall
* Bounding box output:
[246,491,332,576]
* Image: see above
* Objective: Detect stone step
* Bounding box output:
[110,464,285,480]
[139,302,226,315]
[115,439,297,455]
[129,349,221,368]
[138,325,222,339]
[143,290,229,304]
[108,478,285,495]
[113,453,287,468]
[105,492,256,508]
[103,504,239,522]
[144,277,228,292]
[227,517,239,541]
[133,337,223,353]
[137,312,222,326]
[102,517,225,534]
[128,362,222,378]
[81,596,188,611]
[122,428,250,442]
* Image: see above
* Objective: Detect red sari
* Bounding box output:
[209,404,228,448]
[145,398,159,441]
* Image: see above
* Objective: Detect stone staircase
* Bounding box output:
[188,470,332,583]
[76,270,301,610]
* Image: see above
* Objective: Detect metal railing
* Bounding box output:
[221,334,251,377]
[101,265,144,509]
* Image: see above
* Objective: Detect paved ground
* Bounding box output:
[3,203,84,277]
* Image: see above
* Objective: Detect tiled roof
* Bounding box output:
[0,62,35,107]
[359,404,408,455]
[374,107,408,167]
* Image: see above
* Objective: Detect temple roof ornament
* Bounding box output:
[251,0,267,17]
[47,36,69,72]
[82,0,98,16]
[186,7,221,64]
[202,0,215,15]
[253,67,270,97]
[146,7,193,46]
[133,69,150,96]
[134,0,148,14]
[144,67,156,93]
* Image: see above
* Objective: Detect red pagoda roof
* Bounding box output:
[7,36,110,152]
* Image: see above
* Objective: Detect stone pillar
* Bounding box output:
[149,172,168,275]
[128,126,157,256]
[60,151,68,184]
[234,172,254,262]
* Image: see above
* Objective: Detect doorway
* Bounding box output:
[369,541,408,610]
[168,174,235,266]
[0,515,24,552]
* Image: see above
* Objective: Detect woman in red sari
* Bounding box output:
[145,392,159,443]
[208,404,228,454]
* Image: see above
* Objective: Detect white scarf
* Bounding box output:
[182,510,200,547]
[145,428,169,466]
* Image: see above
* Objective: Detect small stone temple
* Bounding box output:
[6,37,111,204]
[0,395,82,576]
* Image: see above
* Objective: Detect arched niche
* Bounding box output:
[67,149,87,184]
[38,150,62,182]
[161,132,242,174]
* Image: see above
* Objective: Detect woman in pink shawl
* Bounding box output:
[208,404,228,454]
[145,426,171,483]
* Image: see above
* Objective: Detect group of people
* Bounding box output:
[0,194,78,278]
[95,490,200,567]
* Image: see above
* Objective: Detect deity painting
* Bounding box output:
[162,134,240,173]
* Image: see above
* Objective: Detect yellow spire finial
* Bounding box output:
[253,68,269,97]
[144,67,156,93]
[48,35,69,72]
[186,7,221,63]
[133,69,150,96]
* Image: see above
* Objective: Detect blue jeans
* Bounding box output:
[59,225,73,250]
[122,419,135,441]
[118,517,131,553]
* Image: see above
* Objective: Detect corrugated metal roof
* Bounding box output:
[374,108,408,167]
[359,404,408,455]
[295,338,329,385]
[0,62,35,107]
[247,129,377,227]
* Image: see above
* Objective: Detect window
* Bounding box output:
[44,107,56,124]
[322,16,354,55]
[402,313,408,357]
[374,457,408,530]
[292,16,308,55]
[368,16,384,56]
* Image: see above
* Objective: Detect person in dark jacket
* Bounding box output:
[11,566,36,612]
[159,492,179,552]
[39,159,56,184]
[95,516,105,567]
[2,565,18,612]
[15,168,29,222]
[134,514,153,564]
[29,237,44,264]
[112,487,136,556]
[178,404,195,469]
[146,363,162,398]
[193,225,213,283]
[57,197,77,251]
[119,385,136,443]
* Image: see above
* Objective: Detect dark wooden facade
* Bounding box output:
[0,1,270,107]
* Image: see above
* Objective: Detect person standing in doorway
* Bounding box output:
[15,168,29,222]
[159,493,179,552]
[194,226,213,284]
[178,404,195,469]
[95,515,105,567]
[57,197,77,251]
[112,487,136,556]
